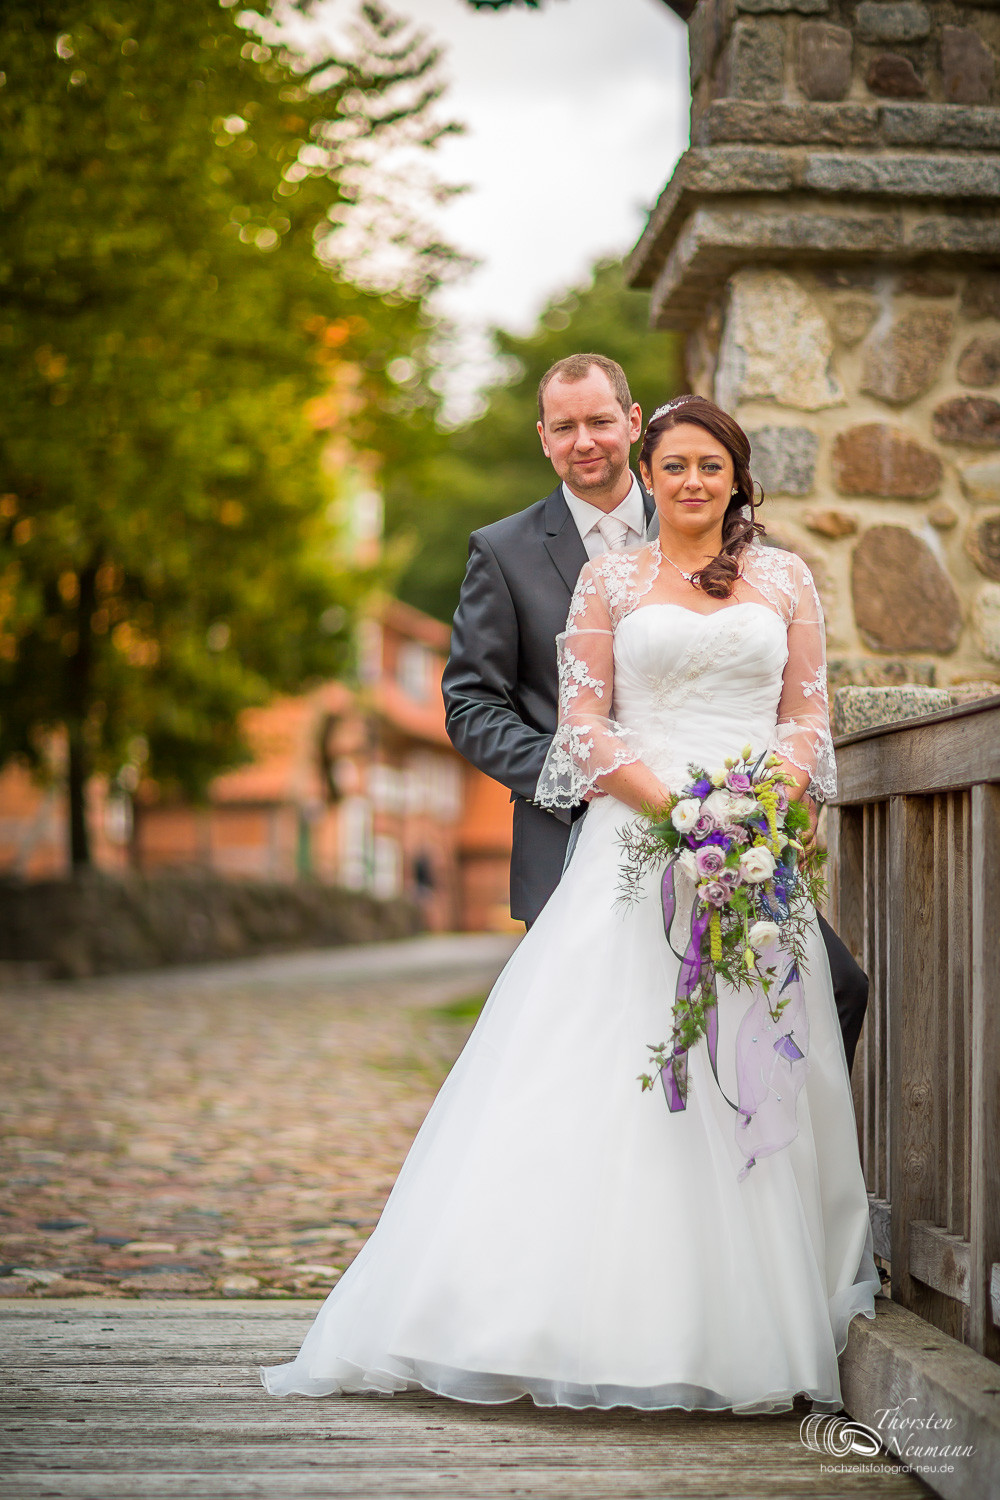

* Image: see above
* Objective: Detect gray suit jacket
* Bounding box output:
[442,479,655,923]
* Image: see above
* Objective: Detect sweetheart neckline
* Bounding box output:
[619,600,783,625]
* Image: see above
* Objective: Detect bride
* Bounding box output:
[261,394,879,1414]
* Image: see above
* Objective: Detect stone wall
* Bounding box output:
[0,871,424,980]
[632,0,1000,692]
[695,262,1000,687]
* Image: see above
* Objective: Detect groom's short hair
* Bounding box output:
[537,353,632,424]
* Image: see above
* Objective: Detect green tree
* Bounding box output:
[384,258,683,623]
[0,0,458,866]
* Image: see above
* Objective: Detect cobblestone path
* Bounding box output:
[0,935,518,1302]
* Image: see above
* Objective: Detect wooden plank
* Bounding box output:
[887,797,943,1322]
[869,1195,892,1263]
[969,782,1000,1363]
[833,700,1000,805]
[909,1222,972,1306]
[947,792,971,1245]
[840,1298,1000,1500]
[0,1304,930,1500]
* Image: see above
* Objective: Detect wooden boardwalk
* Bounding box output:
[0,1300,929,1500]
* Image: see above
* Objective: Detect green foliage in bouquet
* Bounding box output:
[617,748,827,1096]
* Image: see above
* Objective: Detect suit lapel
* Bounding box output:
[543,487,588,594]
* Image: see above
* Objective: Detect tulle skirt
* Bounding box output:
[261,793,878,1413]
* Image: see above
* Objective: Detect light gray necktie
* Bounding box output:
[596,514,630,553]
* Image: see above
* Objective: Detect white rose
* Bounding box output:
[701,789,734,824]
[727,794,761,821]
[671,798,701,833]
[677,849,699,881]
[748,919,781,952]
[738,845,777,884]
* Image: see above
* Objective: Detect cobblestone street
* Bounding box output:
[0,936,518,1302]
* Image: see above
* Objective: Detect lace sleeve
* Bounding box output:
[771,555,837,802]
[534,562,641,808]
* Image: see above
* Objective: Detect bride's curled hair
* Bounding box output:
[640,394,765,600]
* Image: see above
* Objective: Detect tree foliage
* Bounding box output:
[0,0,456,863]
[384,259,683,623]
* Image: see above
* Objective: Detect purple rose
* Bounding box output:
[725,770,753,795]
[699,880,731,908]
[774,783,790,814]
[718,867,742,892]
[695,846,726,878]
[692,813,715,840]
[724,824,749,846]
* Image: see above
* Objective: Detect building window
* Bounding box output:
[372,835,401,900]
[397,640,432,701]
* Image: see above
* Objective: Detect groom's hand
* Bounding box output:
[799,794,819,866]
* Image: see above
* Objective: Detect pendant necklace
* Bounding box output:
[657,543,698,584]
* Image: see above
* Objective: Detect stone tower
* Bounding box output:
[629,0,1000,693]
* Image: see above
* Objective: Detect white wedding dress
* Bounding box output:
[262,540,879,1414]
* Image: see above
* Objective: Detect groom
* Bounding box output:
[442,353,869,1071]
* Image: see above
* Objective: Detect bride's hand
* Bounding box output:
[798,793,819,866]
[595,760,672,816]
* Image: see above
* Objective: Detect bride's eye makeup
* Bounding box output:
[660,459,725,473]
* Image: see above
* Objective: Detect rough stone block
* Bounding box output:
[688,0,722,88]
[852,526,962,653]
[932,396,1000,447]
[882,104,1000,150]
[828,656,937,691]
[715,268,844,411]
[832,685,951,736]
[829,293,879,346]
[957,336,1000,387]
[856,2,931,43]
[804,152,1000,197]
[949,680,1000,703]
[867,54,926,97]
[746,425,819,494]
[972,582,1000,663]
[697,101,880,147]
[966,513,1000,580]
[928,501,959,528]
[728,18,785,101]
[909,215,1000,255]
[959,457,1000,503]
[860,307,954,404]
[798,22,852,100]
[830,292,881,342]
[899,271,956,297]
[685,147,796,194]
[962,273,1000,320]
[737,0,829,9]
[804,508,858,538]
[941,25,996,105]
[832,423,943,498]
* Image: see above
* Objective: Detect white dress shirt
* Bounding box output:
[562,474,647,560]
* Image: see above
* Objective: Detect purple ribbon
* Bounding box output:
[658,863,810,1181]
[658,863,724,1113]
[733,948,809,1181]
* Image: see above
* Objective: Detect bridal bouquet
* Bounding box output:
[619,747,826,1154]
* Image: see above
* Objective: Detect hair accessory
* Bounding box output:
[648,394,699,423]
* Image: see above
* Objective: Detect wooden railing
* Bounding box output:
[827,694,1000,1363]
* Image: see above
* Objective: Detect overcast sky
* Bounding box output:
[295,0,690,408]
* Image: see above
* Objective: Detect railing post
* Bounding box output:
[887,796,941,1318]
[970,782,1000,1361]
